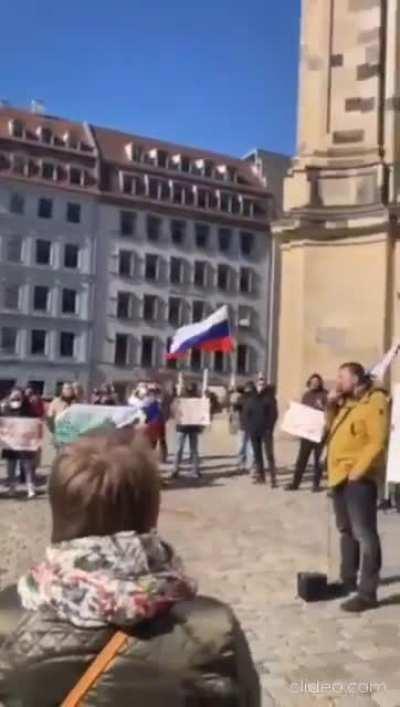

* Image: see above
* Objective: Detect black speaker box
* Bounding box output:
[297,572,328,602]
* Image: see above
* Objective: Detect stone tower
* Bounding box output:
[275,0,400,406]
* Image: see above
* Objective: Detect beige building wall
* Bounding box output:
[276,0,400,406]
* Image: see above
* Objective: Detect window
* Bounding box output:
[220,193,231,212]
[147,215,161,242]
[170,257,183,285]
[141,336,155,367]
[118,250,133,277]
[120,210,136,236]
[218,228,231,253]
[194,261,206,287]
[70,167,82,185]
[122,174,133,194]
[42,162,55,180]
[145,254,159,281]
[38,197,53,219]
[240,267,253,294]
[214,351,225,373]
[114,333,129,366]
[143,294,157,322]
[240,232,255,256]
[40,127,52,144]
[6,236,22,263]
[217,264,229,291]
[192,300,205,322]
[64,243,79,269]
[195,223,209,249]
[4,285,19,310]
[148,178,159,199]
[62,288,77,314]
[31,329,46,355]
[117,292,131,319]
[33,286,49,312]
[168,297,182,326]
[131,145,143,162]
[191,348,202,371]
[238,305,252,328]
[171,219,185,245]
[35,239,51,265]
[13,155,26,175]
[1,327,17,354]
[60,332,75,358]
[10,120,23,138]
[237,344,249,375]
[9,193,24,215]
[66,202,81,224]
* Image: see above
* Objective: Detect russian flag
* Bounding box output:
[167,305,234,360]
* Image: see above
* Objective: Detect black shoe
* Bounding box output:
[271,479,278,489]
[169,471,179,480]
[326,581,357,599]
[341,594,378,613]
[253,476,266,485]
[312,486,322,493]
[285,483,299,491]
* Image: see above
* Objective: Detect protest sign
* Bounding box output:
[0,418,43,452]
[386,384,400,483]
[55,404,145,446]
[281,402,325,443]
[174,398,211,426]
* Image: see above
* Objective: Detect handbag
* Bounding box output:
[61,631,129,707]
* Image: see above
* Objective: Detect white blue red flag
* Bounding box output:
[167,305,234,360]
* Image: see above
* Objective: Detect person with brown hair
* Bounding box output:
[0,433,260,706]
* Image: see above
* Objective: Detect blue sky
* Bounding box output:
[1,0,300,158]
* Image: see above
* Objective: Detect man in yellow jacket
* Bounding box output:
[327,362,389,612]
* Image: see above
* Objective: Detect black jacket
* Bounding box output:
[242,388,278,435]
[0,587,260,707]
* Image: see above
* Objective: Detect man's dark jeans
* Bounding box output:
[291,439,323,489]
[332,479,381,600]
[250,430,276,482]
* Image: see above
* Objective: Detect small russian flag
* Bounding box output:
[167,305,234,360]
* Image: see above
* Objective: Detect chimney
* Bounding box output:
[31,99,45,114]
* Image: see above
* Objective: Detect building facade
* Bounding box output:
[0,104,287,396]
[275,0,400,408]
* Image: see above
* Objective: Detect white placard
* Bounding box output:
[281,401,325,443]
[174,398,210,426]
[386,383,400,483]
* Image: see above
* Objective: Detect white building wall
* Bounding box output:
[93,203,271,391]
[0,179,96,395]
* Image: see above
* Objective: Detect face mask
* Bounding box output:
[9,400,22,410]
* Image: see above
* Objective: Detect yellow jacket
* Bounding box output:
[327,389,389,488]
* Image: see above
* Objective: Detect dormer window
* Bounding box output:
[38,126,53,144]
[216,164,227,180]
[41,161,56,180]
[64,131,78,149]
[9,120,24,138]
[181,156,190,173]
[126,143,143,162]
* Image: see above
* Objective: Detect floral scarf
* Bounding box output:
[18,530,196,629]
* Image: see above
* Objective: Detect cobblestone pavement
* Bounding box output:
[1,418,400,706]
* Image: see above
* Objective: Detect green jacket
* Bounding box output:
[0,587,260,707]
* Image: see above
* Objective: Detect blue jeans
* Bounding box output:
[238,429,253,470]
[174,430,200,476]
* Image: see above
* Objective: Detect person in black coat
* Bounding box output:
[243,379,278,486]
[0,388,39,499]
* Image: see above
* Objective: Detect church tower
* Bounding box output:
[276,0,400,405]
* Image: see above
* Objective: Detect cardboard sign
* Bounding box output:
[386,383,400,483]
[0,418,43,451]
[174,398,211,426]
[281,402,325,443]
[55,404,146,446]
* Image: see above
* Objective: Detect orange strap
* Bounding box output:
[61,630,129,707]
